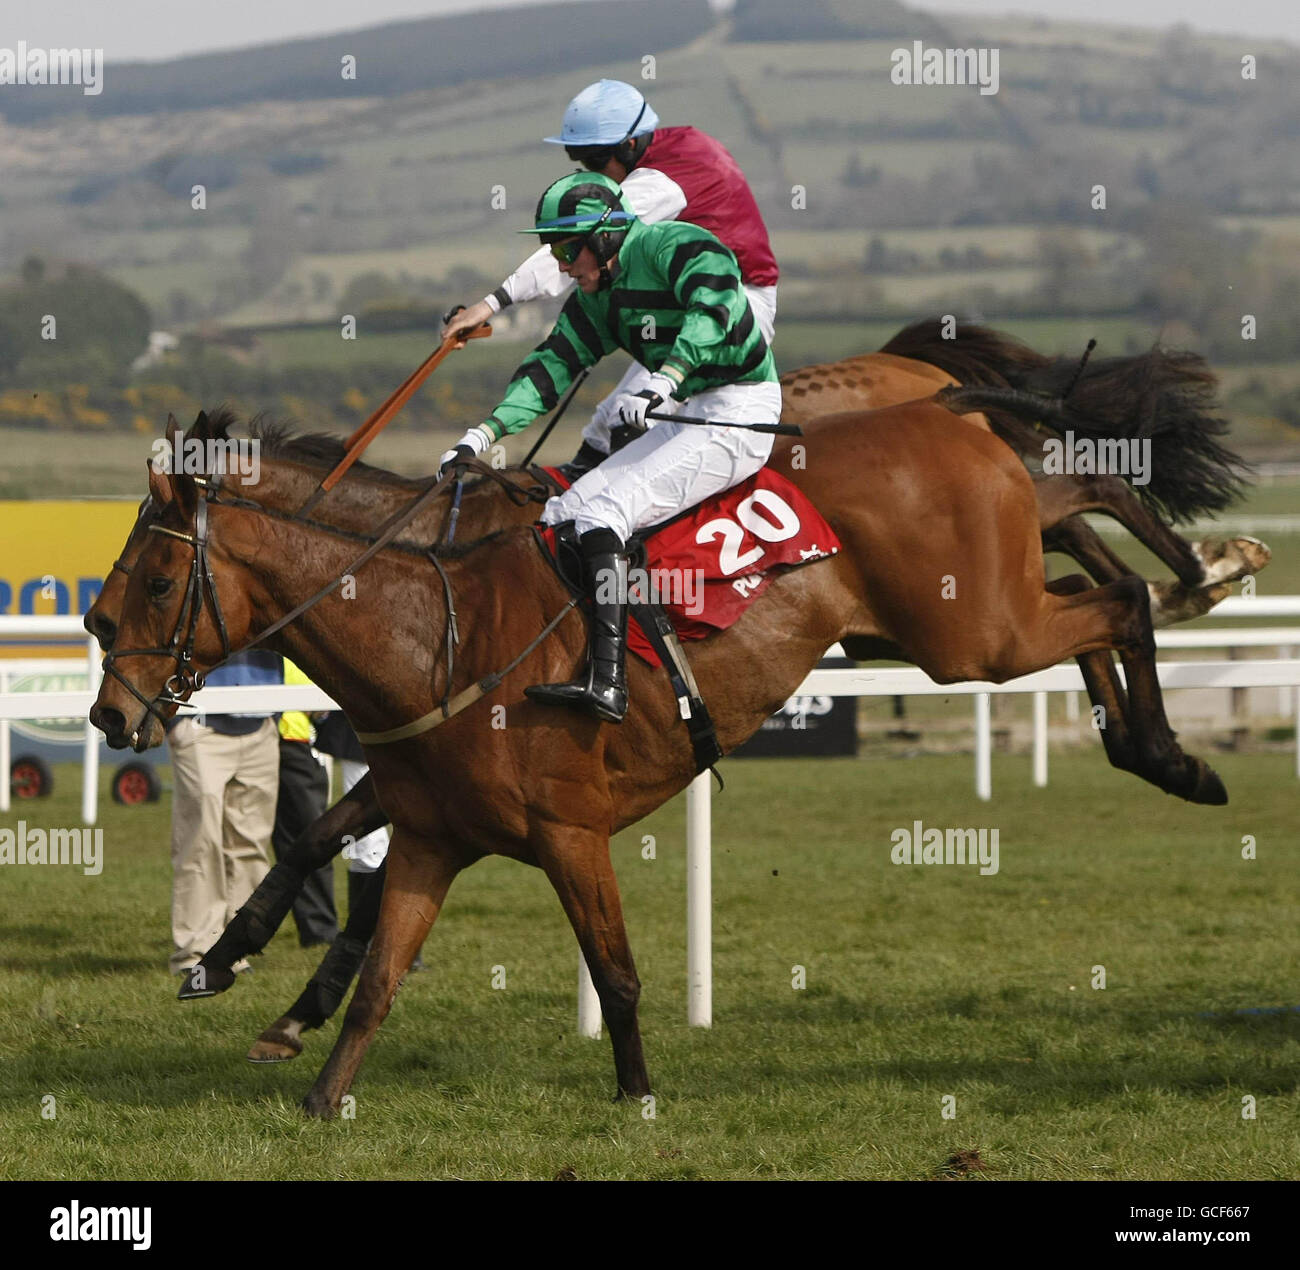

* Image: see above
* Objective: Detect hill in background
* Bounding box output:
[1,0,1298,456]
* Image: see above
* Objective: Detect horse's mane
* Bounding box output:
[202,406,427,488]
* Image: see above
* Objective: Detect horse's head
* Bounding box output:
[84,492,155,651]
[89,411,258,752]
[84,410,225,651]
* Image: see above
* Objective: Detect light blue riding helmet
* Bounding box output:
[543,79,660,147]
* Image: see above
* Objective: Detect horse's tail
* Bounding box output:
[884,317,1250,523]
[936,383,1251,526]
[881,317,1050,388]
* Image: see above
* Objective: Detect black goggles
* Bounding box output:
[548,236,589,265]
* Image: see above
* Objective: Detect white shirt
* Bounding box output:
[484,167,689,311]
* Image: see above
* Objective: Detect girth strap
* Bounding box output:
[354,596,579,745]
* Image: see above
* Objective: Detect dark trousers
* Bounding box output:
[272,739,338,946]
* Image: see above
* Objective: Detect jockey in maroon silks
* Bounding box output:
[442,77,779,479]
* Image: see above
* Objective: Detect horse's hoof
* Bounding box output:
[301,1092,338,1120]
[1147,580,1227,629]
[1181,757,1228,806]
[247,1036,303,1063]
[1195,536,1271,586]
[177,963,237,1000]
[1190,762,1228,806]
[246,1016,305,1063]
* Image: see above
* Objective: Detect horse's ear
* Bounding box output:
[147,458,174,509]
[164,413,199,516]
[191,409,210,440]
[147,414,179,506]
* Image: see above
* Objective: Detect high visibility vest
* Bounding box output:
[278,659,315,742]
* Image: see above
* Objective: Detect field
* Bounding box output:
[1,751,1297,1180]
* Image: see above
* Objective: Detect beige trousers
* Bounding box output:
[167,717,279,974]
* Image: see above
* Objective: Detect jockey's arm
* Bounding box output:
[655,234,748,390]
[441,169,687,340]
[443,293,617,464]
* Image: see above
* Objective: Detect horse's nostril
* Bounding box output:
[91,705,127,743]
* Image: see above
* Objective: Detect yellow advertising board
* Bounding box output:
[0,500,140,657]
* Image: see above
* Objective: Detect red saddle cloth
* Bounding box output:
[539,467,841,667]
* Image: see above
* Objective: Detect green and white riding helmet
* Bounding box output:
[522,172,637,286]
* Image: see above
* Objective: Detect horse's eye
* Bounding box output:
[147,577,173,600]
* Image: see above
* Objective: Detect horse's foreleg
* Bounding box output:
[302,834,459,1119]
[180,774,386,999]
[537,830,649,1101]
[246,863,387,1063]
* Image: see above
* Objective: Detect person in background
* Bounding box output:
[165,649,281,976]
[271,659,338,949]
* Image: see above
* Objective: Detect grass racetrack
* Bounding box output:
[1,750,1297,1180]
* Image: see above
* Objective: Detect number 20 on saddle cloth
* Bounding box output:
[538,466,840,667]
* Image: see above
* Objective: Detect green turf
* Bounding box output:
[1,750,1296,1180]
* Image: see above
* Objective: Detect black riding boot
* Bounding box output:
[558,441,608,483]
[526,529,629,723]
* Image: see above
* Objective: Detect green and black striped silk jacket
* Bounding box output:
[480,218,778,441]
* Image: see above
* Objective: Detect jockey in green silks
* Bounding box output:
[439,172,780,723]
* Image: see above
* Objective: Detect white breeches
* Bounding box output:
[541,379,780,543]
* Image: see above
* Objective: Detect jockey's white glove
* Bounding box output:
[439,424,493,479]
[615,373,678,433]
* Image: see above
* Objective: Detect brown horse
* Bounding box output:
[86,341,1258,1061]
[83,328,1258,1061]
[90,391,1224,1114]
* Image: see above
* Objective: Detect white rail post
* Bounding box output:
[686,771,712,1027]
[577,952,601,1038]
[1032,691,1048,787]
[974,692,991,801]
[82,634,101,824]
[0,667,9,814]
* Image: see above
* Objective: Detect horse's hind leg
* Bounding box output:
[1046,574,1157,779]
[247,863,387,1063]
[302,834,463,1119]
[1027,574,1226,804]
[537,828,649,1100]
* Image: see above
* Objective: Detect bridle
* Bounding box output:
[99,461,567,743]
[101,479,232,732]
